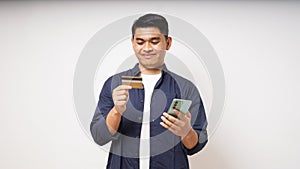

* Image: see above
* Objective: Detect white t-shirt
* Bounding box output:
[139,73,162,169]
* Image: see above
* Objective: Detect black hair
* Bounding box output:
[131,13,169,39]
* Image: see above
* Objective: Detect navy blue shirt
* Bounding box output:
[91,64,208,169]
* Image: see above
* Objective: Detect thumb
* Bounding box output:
[186,111,191,119]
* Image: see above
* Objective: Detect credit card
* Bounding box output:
[121,76,143,89]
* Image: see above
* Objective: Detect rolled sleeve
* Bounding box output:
[182,84,208,155]
[90,76,120,146]
[181,127,208,155]
[90,111,120,145]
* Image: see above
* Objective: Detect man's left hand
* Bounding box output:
[160,109,193,138]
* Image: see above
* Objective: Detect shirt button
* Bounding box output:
[140,99,144,103]
[138,117,142,121]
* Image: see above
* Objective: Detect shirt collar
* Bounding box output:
[130,63,169,76]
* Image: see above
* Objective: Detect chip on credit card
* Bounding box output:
[121,76,143,89]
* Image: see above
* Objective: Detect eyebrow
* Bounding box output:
[135,37,161,41]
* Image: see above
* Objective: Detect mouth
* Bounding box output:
[141,54,156,59]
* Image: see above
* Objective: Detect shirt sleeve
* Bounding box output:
[90,76,121,146]
[181,84,208,155]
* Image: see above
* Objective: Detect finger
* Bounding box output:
[160,121,169,129]
[161,116,182,131]
[115,87,129,94]
[113,94,128,102]
[114,91,129,98]
[168,121,180,131]
[173,118,185,127]
[174,109,185,120]
[114,95,128,101]
[160,121,179,132]
[163,112,185,127]
[160,115,175,128]
[114,101,127,106]
[114,90,129,97]
[117,85,132,90]
[162,112,177,124]
[167,125,178,134]
[173,109,180,116]
[185,111,191,119]
[113,85,131,96]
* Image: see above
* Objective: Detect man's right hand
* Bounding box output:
[112,85,132,114]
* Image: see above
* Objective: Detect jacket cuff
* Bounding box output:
[181,130,208,155]
[93,116,120,145]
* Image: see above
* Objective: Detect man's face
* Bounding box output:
[131,27,172,71]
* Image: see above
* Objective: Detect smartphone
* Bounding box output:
[167,98,192,117]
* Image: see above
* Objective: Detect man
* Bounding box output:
[91,13,208,169]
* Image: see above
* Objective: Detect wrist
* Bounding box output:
[181,127,194,140]
[106,107,122,135]
[181,128,198,150]
[112,106,122,116]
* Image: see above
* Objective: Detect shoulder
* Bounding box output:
[165,70,197,90]
[165,70,200,99]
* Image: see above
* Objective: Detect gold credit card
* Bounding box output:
[121,76,143,89]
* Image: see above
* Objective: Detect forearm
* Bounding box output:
[106,106,122,135]
[181,128,198,150]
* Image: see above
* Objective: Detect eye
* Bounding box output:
[151,38,160,45]
[151,40,160,45]
[136,40,144,45]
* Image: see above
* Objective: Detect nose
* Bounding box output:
[142,42,153,53]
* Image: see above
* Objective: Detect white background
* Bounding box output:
[1,1,300,169]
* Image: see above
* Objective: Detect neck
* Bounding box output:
[139,64,162,75]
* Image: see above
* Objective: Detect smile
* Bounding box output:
[141,54,156,59]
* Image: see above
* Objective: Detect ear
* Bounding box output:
[166,37,172,50]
